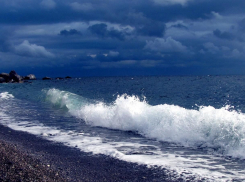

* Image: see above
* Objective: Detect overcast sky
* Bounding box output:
[1,0,245,77]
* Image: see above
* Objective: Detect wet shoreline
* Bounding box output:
[0,124,176,181]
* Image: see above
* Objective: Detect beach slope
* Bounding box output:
[0,124,174,181]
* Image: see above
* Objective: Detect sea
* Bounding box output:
[0,75,245,181]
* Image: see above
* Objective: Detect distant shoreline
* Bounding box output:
[0,70,73,83]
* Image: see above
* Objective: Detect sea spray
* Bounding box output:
[45,88,245,159]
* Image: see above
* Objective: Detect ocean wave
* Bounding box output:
[45,88,245,159]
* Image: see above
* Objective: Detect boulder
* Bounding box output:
[65,76,72,79]
[9,70,22,83]
[0,77,6,83]
[24,74,36,80]
[0,73,10,82]
[42,77,51,80]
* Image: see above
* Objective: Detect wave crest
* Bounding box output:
[45,88,245,158]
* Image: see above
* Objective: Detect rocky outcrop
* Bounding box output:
[0,71,36,83]
[0,77,6,83]
[24,74,36,80]
[0,70,74,83]
[9,70,22,83]
[42,77,51,80]
[0,73,10,82]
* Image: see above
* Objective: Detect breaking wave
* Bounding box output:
[45,88,245,159]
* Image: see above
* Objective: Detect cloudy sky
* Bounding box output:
[1,0,245,77]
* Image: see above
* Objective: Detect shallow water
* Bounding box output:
[0,76,245,181]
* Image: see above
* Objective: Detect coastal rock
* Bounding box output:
[24,74,36,80]
[9,70,22,83]
[0,73,10,82]
[65,76,72,79]
[0,71,36,83]
[42,77,51,80]
[0,77,6,83]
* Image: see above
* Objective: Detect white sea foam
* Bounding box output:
[0,92,14,99]
[46,89,245,159]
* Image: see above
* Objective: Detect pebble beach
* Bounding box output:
[0,124,173,182]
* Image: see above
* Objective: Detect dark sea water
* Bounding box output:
[0,75,245,181]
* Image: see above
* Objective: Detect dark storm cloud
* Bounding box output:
[0,0,244,25]
[88,23,125,40]
[0,28,14,52]
[1,0,245,76]
[0,0,231,25]
[0,38,12,52]
[143,0,245,25]
[238,18,245,31]
[136,22,166,37]
[213,29,234,40]
[59,29,82,36]
[40,0,56,10]
[170,23,188,30]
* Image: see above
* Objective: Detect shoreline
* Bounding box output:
[0,140,66,181]
[0,124,177,182]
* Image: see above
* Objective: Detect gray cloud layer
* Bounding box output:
[0,0,245,76]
